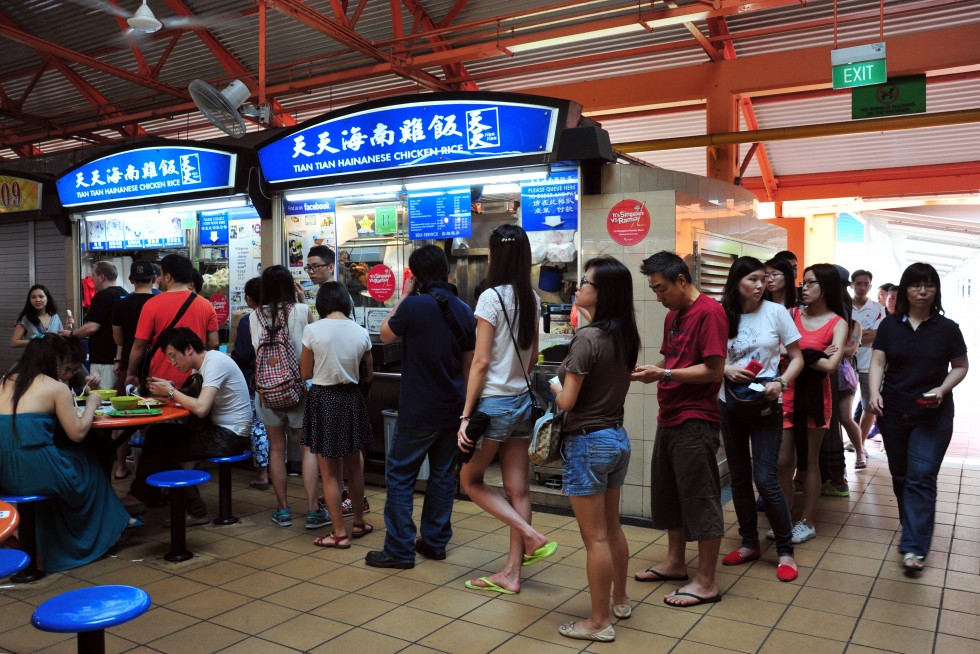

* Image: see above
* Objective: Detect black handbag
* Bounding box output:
[457,411,491,465]
[724,376,778,418]
[491,288,545,421]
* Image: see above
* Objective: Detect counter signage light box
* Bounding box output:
[259,99,560,184]
[407,187,472,241]
[520,171,579,232]
[56,146,236,207]
[198,207,257,246]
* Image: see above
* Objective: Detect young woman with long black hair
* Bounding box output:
[11,285,68,348]
[550,256,640,642]
[719,257,804,582]
[457,224,555,594]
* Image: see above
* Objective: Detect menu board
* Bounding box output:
[407,187,472,240]
[228,210,262,314]
[86,212,187,251]
[283,199,338,313]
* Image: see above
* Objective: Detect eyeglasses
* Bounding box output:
[165,352,178,365]
[578,278,596,289]
[799,280,820,289]
[909,283,937,291]
[764,273,784,280]
[303,263,327,273]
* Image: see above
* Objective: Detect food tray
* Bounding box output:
[100,409,164,417]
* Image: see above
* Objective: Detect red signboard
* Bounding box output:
[210,293,230,324]
[607,199,650,246]
[366,264,396,302]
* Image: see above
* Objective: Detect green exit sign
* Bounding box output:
[831,41,887,90]
[833,60,887,89]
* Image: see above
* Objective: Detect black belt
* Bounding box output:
[563,423,623,437]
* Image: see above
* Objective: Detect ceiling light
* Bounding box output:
[128,1,163,33]
[509,23,646,53]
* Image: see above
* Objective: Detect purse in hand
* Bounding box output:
[458,411,490,465]
[529,402,565,466]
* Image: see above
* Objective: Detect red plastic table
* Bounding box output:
[92,404,190,430]
[0,500,19,542]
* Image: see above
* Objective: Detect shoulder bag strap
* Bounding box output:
[428,291,468,352]
[491,287,534,396]
[141,292,198,379]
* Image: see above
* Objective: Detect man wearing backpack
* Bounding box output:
[366,245,476,569]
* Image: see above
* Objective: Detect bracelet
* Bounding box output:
[773,377,786,390]
[459,415,470,421]
[167,384,175,400]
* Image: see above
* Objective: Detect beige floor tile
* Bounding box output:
[941,589,980,616]
[140,576,212,605]
[791,586,866,617]
[835,525,896,544]
[359,575,438,604]
[668,640,738,653]
[406,586,494,618]
[850,619,935,654]
[216,636,304,653]
[228,545,299,569]
[35,632,137,654]
[526,562,588,591]
[309,627,410,654]
[870,578,943,608]
[817,552,884,577]
[148,621,246,654]
[619,601,703,637]
[487,634,581,654]
[310,563,389,591]
[935,633,980,652]
[263,581,344,612]
[462,595,549,632]
[220,570,300,599]
[938,608,980,640]
[264,552,342,580]
[775,606,855,641]
[420,620,513,654]
[707,594,787,627]
[260,613,349,651]
[185,560,256,586]
[805,568,876,596]
[684,616,771,653]
[210,598,301,634]
[314,592,400,625]
[862,597,939,631]
[432,544,502,569]
[0,623,74,654]
[399,560,474,586]
[726,575,801,605]
[758,629,847,654]
[362,604,454,643]
[167,587,252,620]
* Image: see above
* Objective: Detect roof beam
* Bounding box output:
[400,0,479,91]
[161,0,251,80]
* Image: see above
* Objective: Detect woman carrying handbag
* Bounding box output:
[457,225,557,595]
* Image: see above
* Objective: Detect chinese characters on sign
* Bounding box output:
[407,187,473,241]
[520,172,579,232]
[259,101,559,184]
[57,147,236,207]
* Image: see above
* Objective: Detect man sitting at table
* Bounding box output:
[121,328,251,524]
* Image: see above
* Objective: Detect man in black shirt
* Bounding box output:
[63,261,128,389]
[112,260,158,388]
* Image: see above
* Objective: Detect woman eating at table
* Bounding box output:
[0,334,132,572]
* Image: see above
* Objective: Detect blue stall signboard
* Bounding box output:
[520,172,579,232]
[284,199,335,216]
[407,187,472,241]
[199,210,230,246]
[57,146,236,207]
[259,100,560,184]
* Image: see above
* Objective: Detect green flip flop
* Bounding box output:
[465,577,517,595]
[522,540,558,567]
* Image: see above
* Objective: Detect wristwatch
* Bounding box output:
[663,369,672,382]
[773,377,786,390]
[167,384,176,400]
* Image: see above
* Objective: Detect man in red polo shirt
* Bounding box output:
[125,254,218,390]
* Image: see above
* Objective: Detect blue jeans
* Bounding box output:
[879,407,954,557]
[720,401,794,556]
[382,423,458,563]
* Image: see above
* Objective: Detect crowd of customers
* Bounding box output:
[0,243,969,644]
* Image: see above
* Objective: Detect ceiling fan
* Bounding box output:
[189,79,273,138]
[69,0,239,34]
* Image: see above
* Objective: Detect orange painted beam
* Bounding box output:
[742,162,980,202]
[762,217,805,283]
[523,24,980,111]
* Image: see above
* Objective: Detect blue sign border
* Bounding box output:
[257,92,573,189]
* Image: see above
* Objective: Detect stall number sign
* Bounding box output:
[375,206,398,235]
[520,172,579,232]
[607,200,650,246]
[0,176,41,213]
[259,100,559,184]
[56,146,236,207]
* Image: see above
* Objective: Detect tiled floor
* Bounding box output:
[3,383,979,653]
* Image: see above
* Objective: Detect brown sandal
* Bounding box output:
[314,533,351,549]
[351,522,374,539]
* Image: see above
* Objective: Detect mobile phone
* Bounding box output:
[916,392,939,407]
[745,360,763,376]
[922,392,937,399]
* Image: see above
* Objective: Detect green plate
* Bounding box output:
[101,409,164,417]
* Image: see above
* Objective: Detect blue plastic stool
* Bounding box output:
[0,549,30,578]
[205,451,252,526]
[146,470,210,562]
[32,585,151,654]
[0,494,48,583]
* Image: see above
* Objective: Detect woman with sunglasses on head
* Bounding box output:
[776,264,848,545]
[868,263,968,573]
[457,224,555,595]
[549,256,639,642]
[11,285,70,348]
[719,257,804,582]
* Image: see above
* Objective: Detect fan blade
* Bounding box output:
[162,11,249,31]
[65,0,130,18]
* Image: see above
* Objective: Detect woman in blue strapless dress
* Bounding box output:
[0,335,131,572]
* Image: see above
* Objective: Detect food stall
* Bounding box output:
[54,140,269,343]
[256,91,614,482]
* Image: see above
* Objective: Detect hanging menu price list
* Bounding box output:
[407,187,472,240]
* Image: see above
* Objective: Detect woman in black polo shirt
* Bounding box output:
[868,263,969,573]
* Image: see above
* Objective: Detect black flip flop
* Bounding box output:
[634,568,690,582]
[663,590,722,607]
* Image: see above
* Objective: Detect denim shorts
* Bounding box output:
[561,425,631,496]
[255,395,304,429]
[476,392,534,443]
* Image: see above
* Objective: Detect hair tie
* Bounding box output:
[499,236,516,243]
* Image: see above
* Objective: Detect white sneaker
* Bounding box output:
[765,529,776,540]
[790,521,816,544]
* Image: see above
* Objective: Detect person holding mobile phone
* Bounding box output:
[868,263,969,574]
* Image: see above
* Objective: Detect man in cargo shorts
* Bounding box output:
[631,251,728,607]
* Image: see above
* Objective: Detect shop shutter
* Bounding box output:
[0,219,32,373]
[33,219,69,329]
[693,229,777,302]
